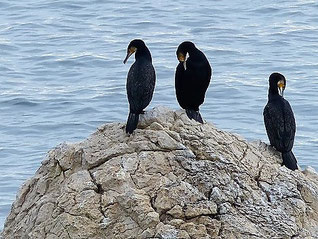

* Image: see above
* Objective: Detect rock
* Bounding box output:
[2,106,318,238]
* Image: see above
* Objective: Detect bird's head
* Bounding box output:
[269,72,286,97]
[123,39,146,64]
[176,41,196,70]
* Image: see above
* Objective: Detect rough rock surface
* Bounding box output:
[2,106,318,239]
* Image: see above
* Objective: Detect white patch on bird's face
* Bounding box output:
[183,53,189,71]
[277,80,285,97]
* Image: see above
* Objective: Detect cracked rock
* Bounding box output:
[2,106,318,238]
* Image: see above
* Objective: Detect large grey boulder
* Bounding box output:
[2,106,318,238]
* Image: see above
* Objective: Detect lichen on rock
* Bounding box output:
[2,106,318,238]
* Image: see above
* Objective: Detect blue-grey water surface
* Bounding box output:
[0,0,317,230]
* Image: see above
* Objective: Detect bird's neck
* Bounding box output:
[268,83,281,100]
[268,92,282,101]
[135,47,152,62]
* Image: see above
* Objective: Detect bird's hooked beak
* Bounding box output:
[277,80,285,97]
[123,47,137,64]
[177,52,189,71]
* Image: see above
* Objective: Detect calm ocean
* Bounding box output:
[0,0,317,230]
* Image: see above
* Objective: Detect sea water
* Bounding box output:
[0,0,317,230]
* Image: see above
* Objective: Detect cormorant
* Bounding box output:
[175,41,212,123]
[123,39,156,134]
[263,72,298,170]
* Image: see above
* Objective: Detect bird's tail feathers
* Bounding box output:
[282,151,298,170]
[185,109,204,124]
[126,112,139,134]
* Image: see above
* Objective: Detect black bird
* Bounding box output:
[175,41,212,123]
[263,72,297,170]
[123,39,156,134]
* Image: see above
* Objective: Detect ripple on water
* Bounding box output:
[2,98,39,107]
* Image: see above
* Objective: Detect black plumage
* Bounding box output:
[175,41,211,123]
[263,72,297,170]
[123,39,156,134]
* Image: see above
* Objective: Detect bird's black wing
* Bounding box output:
[175,63,187,109]
[264,102,280,148]
[281,99,296,151]
[175,57,211,110]
[126,61,155,113]
[263,99,296,152]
